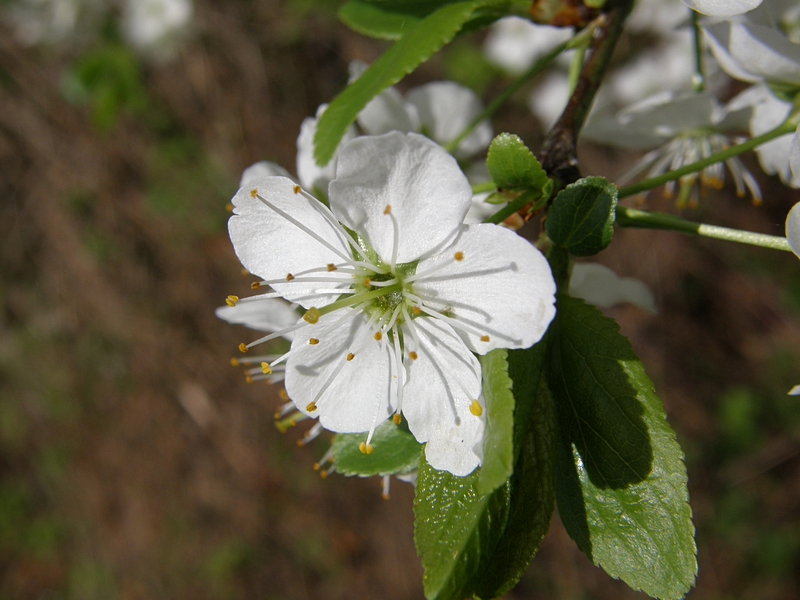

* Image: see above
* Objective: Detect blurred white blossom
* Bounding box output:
[121,0,193,59]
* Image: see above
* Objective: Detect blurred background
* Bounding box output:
[0,0,799,598]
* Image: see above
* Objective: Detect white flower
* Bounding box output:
[788,384,800,395]
[2,0,86,45]
[121,0,193,59]
[728,84,800,187]
[569,263,657,314]
[683,0,762,17]
[785,201,800,258]
[226,132,556,476]
[583,91,762,206]
[483,17,573,75]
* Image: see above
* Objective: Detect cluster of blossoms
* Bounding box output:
[2,0,193,59]
[221,132,556,476]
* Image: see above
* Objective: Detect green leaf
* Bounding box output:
[545,176,617,257]
[414,459,510,600]
[338,0,461,40]
[486,133,549,193]
[473,372,557,599]
[314,0,483,166]
[548,295,697,600]
[331,419,422,477]
[506,337,549,458]
[414,341,557,600]
[477,350,514,494]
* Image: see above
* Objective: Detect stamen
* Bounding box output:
[293,185,301,194]
[314,448,333,471]
[385,205,400,270]
[374,331,383,341]
[295,188,379,267]
[470,400,483,417]
[303,308,320,324]
[286,273,295,281]
[346,353,355,361]
[239,343,248,353]
[230,358,240,367]
[297,422,323,446]
[381,475,390,500]
[359,441,374,454]
[405,253,465,284]
[306,402,317,412]
[244,321,308,350]
[327,264,337,272]
[226,295,239,307]
[275,401,295,419]
[480,335,490,343]
[309,338,319,345]
[392,324,405,417]
[408,352,418,360]
[251,282,261,290]
[393,414,402,424]
[261,362,272,374]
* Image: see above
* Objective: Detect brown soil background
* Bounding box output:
[1,2,800,599]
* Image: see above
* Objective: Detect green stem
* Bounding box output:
[471,181,496,194]
[483,189,539,225]
[443,23,598,155]
[690,11,705,93]
[617,121,797,198]
[616,206,791,252]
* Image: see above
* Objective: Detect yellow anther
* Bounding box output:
[250,189,257,198]
[309,338,319,345]
[383,204,392,215]
[480,335,490,342]
[226,295,239,307]
[286,273,295,281]
[327,263,337,272]
[225,203,234,213]
[229,358,240,367]
[470,400,483,417]
[238,343,248,353]
[320,470,328,479]
[359,442,373,455]
[279,389,289,401]
[408,351,418,361]
[313,462,321,471]
[303,307,320,324]
[293,185,301,194]
[306,402,317,412]
[454,251,464,261]
[251,281,261,290]
[392,414,402,425]
[363,278,371,287]
[374,331,383,341]
[260,362,272,375]
[245,374,253,384]
[240,268,249,276]
[346,353,355,361]
[411,306,421,316]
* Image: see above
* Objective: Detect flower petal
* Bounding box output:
[401,318,483,476]
[406,82,493,159]
[358,87,420,135]
[785,201,800,258]
[215,298,300,337]
[412,224,556,353]
[239,161,293,187]
[229,176,352,307]
[285,310,395,432]
[329,132,472,264]
[296,105,357,194]
[569,263,657,314]
[682,0,761,17]
[790,126,800,182]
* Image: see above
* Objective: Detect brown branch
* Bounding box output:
[538,0,634,187]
